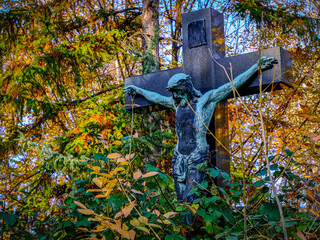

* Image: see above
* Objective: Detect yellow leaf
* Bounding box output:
[131,189,143,195]
[78,227,89,232]
[130,218,140,227]
[310,209,320,217]
[306,190,315,202]
[122,223,129,231]
[114,167,125,174]
[119,161,129,166]
[92,177,103,188]
[117,157,127,163]
[142,171,158,178]
[127,230,136,240]
[122,201,136,217]
[102,188,113,198]
[163,212,176,219]
[136,226,150,234]
[157,219,171,224]
[133,170,142,180]
[74,201,87,209]
[114,211,123,219]
[113,140,123,146]
[95,194,107,198]
[107,153,122,159]
[77,208,94,215]
[90,166,101,173]
[125,153,135,160]
[138,216,148,224]
[148,223,162,229]
[87,189,102,193]
[152,209,160,217]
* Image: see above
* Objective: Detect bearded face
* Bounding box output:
[170,85,189,107]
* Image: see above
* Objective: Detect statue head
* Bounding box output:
[166,73,202,107]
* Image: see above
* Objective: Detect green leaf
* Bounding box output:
[197,162,207,171]
[257,168,267,176]
[3,213,17,225]
[285,221,297,227]
[203,214,214,223]
[297,224,307,231]
[264,176,270,182]
[270,164,279,170]
[254,180,264,188]
[209,168,220,178]
[284,149,293,156]
[220,172,231,181]
[93,153,103,161]
[268,155,276,160]
[226,236,239,240]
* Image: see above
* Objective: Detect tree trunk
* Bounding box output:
[142,0,159,73]
[172,0,182,67]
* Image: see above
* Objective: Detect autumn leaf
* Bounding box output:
[136,226,150,234]
[296,231,307,240]
[142,171,158,178]
[90,166,101,173]
[74,201,87,209]
[114,211,123,219]
[77,208,94,215]
[131,189,144,195]
[163,212,177,219]
[107,153,122,159]
[92,177,103,188]
[182,204,197,214]
[117,157,127,163]
[130,218,140,227]
[310,133,320,142]
[133,170,142,180]
[152,209,160,217]
[125,153,135,160]
[122,201,136,217]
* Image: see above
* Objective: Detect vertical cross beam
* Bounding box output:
[181,9,229,186]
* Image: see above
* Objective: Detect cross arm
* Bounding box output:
[201,57,275,104]
[124,67,183,112]
[124,85,174,109]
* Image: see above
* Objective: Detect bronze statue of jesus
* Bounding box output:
[124,57,275,203]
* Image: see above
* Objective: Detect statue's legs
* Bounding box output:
[172,147,209,203]
[172,150,187,202]
[183,148,209,202]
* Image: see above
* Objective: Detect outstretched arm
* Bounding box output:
[201,57,275,104]
[124,85,175,109]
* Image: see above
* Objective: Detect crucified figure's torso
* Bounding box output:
[124,57,275,204]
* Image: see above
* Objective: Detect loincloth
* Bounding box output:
[172,146,209,183]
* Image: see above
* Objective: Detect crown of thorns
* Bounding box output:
[166,73,191,90]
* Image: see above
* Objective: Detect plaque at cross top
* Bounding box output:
[124,8,292,201]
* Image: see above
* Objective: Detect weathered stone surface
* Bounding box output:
[125,67,182,111]
[182,8,225,92]
[214,47,293,97]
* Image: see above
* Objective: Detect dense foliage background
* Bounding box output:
[0,0,319,239]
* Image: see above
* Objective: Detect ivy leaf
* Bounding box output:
[209,168,220,178]
[220,172,231,181]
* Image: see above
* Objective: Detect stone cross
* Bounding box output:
[125,8,292,187]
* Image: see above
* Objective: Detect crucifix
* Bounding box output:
[124,8,292,199]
